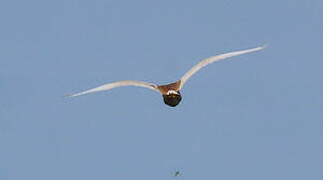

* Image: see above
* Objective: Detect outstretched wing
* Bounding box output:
[66,80,159,97]
[179,45,266,89]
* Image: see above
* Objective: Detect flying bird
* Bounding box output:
[174,170,180,177]
[67,45,265,107]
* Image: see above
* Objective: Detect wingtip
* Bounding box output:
[260,44,268,49]
[63,94,74,98]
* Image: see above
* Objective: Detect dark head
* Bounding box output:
[162,90,182,107]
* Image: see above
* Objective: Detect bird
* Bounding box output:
[174,170,180,177]
[66,45,265,107]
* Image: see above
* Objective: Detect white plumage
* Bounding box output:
[67,45,265,107]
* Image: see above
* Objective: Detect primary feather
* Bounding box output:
[67,80,158,97]
[179,45,266,89]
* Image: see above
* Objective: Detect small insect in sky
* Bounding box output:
[67,45,265,107]
[174,170,180,177]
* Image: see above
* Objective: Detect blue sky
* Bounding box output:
[1,0,322,179]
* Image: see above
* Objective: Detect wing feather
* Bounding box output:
[179,45,266,89]
[66,80,159,97]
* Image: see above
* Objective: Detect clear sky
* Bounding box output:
[1,0,322,179]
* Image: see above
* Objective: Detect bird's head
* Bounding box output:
[162,90,182,107]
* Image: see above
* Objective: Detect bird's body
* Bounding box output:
[67,45,266,107]
[157,81,182,107]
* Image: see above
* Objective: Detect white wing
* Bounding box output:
[179,45,266,89]
[66,80,159,97]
